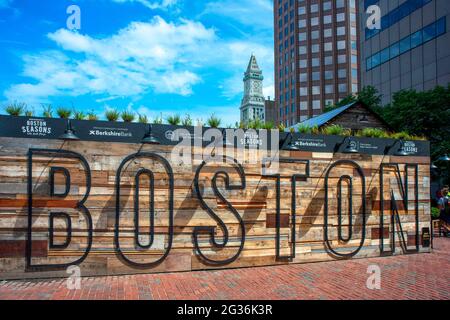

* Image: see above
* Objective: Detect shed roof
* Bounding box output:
[292,102,358,129]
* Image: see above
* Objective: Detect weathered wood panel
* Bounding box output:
[0,137,431,279]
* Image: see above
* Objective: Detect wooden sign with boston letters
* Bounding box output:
[0,116,432,279]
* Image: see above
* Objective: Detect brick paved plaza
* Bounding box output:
[0,238,449,300]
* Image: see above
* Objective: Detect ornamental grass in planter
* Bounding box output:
[74,111,86,120]
[121,110,135,123]
[87,111,98,121]
[105,110,120,122]
[167,114,181,126]
[182,114,193,126]
[57,107,72,119]
[5,102,26,116]
[42,105,53,118]
[138,114,148,124]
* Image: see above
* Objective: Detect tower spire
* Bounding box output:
[240,54,266,124]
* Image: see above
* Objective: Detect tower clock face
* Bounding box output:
[253,81,261,92]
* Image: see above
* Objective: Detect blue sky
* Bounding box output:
[0,0,274,125]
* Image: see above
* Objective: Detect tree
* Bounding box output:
[323,86,382,113]
[358,86,382,111]
[379,85,450,182]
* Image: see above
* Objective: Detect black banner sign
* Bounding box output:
[0,115,430,156]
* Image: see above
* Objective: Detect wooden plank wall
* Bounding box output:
[0,138,431,279]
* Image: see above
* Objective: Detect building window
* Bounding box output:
[325,70,333,80]
[336,13,345,23]
[311,30,319,40]
[366,17,447,71]
[324,56,333,65]
[337,40,346,50]
[312,86,320,95]
[336,0,345,8]
[311,17,319,26]
[366,0,433,40]
[300,101,308,110]
[312,72,320,81]
[312,58,320,67]
[337,27,346,36]
[339,83,347,93]
[324,28,332,38]
[325,85,334,94]
[323,15,332,24]
[338,54,346,64]
[338,69,347,78]
[299,73,308,82]
[311,44,320,53]
[299,32,307,41]
[299,59,308,68]
[299,46,307,55]
[312,100,321,110]
[324,42,333,51]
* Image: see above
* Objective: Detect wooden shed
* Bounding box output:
[292,101,392,133]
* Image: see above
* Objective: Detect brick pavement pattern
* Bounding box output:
[0,238,449,300]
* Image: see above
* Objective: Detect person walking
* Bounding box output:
[438,186,450,236]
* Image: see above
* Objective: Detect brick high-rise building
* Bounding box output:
[274,0,360,127]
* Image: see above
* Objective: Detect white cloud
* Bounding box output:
[112,0,177,10]
[5,17,214,102]
[5,12,274,111]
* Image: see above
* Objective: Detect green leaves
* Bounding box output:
[206,114,221,128]
[121,110,136,123]
[56,107,72,119]
[5,101,26,116]
[167,114,181,126]
[105,109,120,122]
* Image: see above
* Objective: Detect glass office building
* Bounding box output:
[359,0,450,105]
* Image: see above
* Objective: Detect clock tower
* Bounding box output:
[240,54,266,124]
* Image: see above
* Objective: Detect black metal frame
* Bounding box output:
[324,160,367,258]
[134,169,155,249]
[49,167,71,197]
[193,156,246,266]
[114,152,174,268]
[27,148,93,271]
[337,175,353,242]
[262,158,310,261]
[49,212,72,249]
[379,163,420,255]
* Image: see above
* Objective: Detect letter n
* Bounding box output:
[379,164,419,255]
